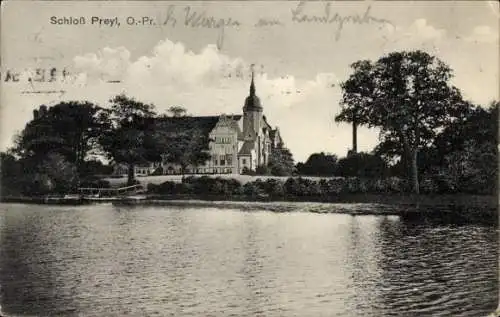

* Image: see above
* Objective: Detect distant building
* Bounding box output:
[113,72,284,177]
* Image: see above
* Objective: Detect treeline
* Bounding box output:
[334,50,498,194]
[292,102,498,195]
[243,51,498,195]
[0,153,113,196]
[0,97,211,197]
[1,50,498,198]
[146,173,489,202]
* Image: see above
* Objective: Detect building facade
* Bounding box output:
[113,73,283,177]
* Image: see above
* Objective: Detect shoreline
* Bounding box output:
[1,193,497,205]
[1,194,497,224]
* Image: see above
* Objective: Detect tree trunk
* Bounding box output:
[352,119,358,154]
[410,148,420,194]
[399,129,418,194]
[127,163,136,186]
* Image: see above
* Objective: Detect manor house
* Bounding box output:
[115,73,283,176]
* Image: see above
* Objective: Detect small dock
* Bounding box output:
[78,184,146,199]
[1,184,149,205]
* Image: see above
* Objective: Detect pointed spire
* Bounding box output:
[243,63,262,112]
[249,64,256,96]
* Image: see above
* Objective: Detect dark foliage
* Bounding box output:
[296,152,337,176]
[99,94,158,185]
[336,51,471,193]
[268,147,295,176]
[14,101,109,175]
[335,152,388,178]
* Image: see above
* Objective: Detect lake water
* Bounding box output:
[0,202,497,317]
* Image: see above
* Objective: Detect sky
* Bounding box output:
[1,1,498,162]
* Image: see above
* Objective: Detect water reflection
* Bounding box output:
[0,203,497,317]
[376,218,498,317]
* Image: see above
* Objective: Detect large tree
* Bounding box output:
[336,50,469,193]
[99,94,159,185]
[14,101,108,174]
[337,60,374,154]
[154,118,211,180]
[268,146,295,176]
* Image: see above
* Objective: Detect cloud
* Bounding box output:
[72,38,340,116]
[74,46,131,82]
[465,25,499,44]
[407,19,446,41]
[380,18,446,53]
[125,41,246,87]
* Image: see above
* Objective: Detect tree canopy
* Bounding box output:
[167,106,188,117]
[335,50,471,193]
[99,94,159,184]
[296,152,337,176]
[268,146,295,176]
[14,101,108,173]
[336,152,388,178]
[154,118,211,177]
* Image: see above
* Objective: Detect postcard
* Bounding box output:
[0,1,498,316]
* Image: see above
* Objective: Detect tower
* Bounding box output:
[242,66,263,141]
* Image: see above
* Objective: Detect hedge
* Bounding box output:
[146,175,494,198]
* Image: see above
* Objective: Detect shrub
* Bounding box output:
[283,177,322,197]
[385,177,407,193]
[241,167,256,176]
[226,178,243,195]
[175,182,193,194]
[345,177,361,193]
[80,176,111,189]
[256,165,271,175]
[243,182,259,197]
[190,176,242,196]
[264,178,285,197]
[155,181,176,194]
[419,177,438,194]
[369,179,387,193]
[326,177,346,195]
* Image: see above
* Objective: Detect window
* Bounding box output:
[226,154,233,165]
[215,136,231,144]
[212,156,218,166]
[242,158,247,165]
[220,155,226,166]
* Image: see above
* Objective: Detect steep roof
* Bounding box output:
[156,115,242,135]
[238,140,255,156]
[226,118,244,140]
[262,115,272,131]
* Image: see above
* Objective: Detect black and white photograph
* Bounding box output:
[0,1,498,316]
